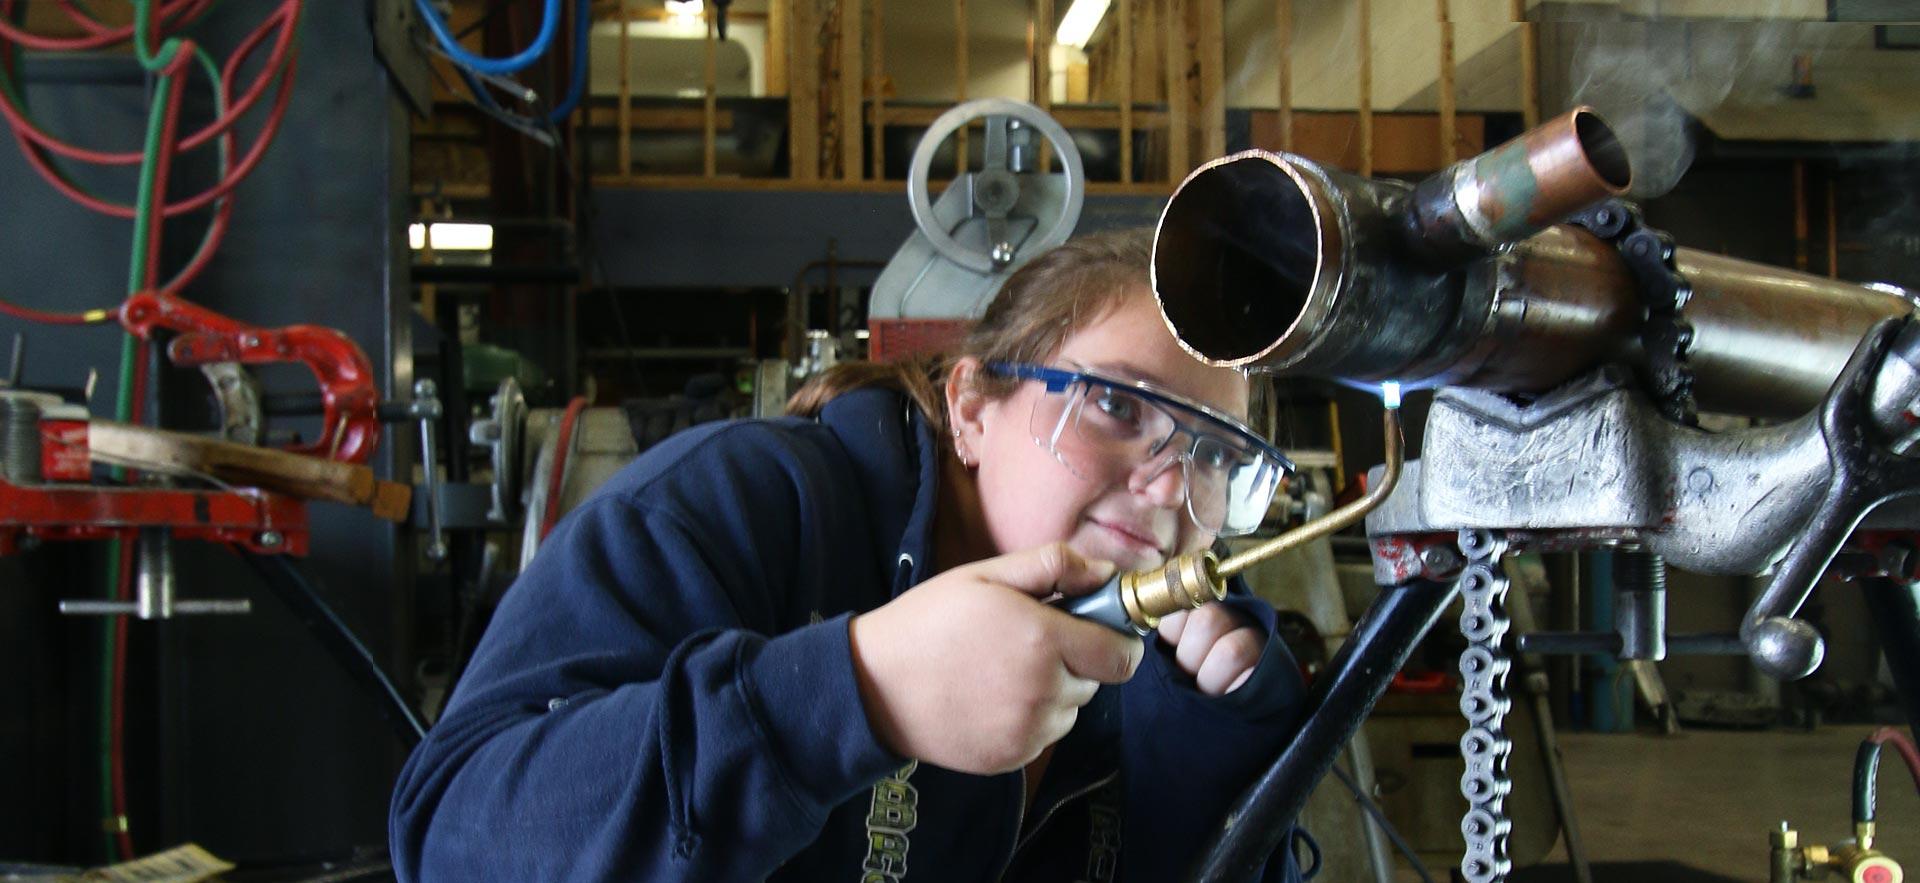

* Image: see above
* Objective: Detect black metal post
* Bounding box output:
[1186,577,1459,883]
[1862,576,1920,738]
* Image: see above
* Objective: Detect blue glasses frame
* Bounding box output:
[987,362,1294,535]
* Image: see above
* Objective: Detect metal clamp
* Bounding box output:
[412,379,448,561]
[60,528,251,618]
[1742,317,1920,680]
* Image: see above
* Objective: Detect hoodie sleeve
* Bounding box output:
[1117,582,1308,882]
[389,429,902,882]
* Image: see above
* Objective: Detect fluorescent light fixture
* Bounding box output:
[1054,0,1110,49]
[408,222,494,252]
[665,0,703,20]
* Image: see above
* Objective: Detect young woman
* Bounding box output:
[390,229,1311,882]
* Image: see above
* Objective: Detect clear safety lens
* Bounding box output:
[1027,380,1282,536]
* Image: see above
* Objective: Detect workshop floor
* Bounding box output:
[1396,727,1920,882]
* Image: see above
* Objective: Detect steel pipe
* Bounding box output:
[1151,107,1914,418]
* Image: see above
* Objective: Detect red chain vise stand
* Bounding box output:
[0,291,384,557]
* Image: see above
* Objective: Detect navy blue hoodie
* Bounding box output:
[390,388,1310,882]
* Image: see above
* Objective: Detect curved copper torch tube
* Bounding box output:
[1217,406,1403,580]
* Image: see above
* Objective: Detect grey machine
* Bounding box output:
[869,98,1086,322]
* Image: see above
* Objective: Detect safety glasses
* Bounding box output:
[988,362,1292,536]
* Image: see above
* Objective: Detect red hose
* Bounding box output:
[0,0,296,165]
[540,397,590,541]
[1868,726,1920,798]
[0,0,209,52]
[4,6,299,220]
[53,0,114,36]
[109,531,134,860]
[138,50,194,290]
[11,49,295,220]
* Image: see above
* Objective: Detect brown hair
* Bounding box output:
[787,227,1155,443]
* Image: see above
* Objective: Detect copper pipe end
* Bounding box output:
[1411,107,1632,258]
[1151,151,1340,369]
[1504,107,1632,230]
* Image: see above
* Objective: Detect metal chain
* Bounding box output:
[1569,201,1698,424]
[1455,528,1514,883]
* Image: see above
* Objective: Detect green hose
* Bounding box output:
[99,1,202,859]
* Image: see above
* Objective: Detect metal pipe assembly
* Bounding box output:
[1149,107,1914,416]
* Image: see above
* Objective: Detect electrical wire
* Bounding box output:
[414,0,561,76]
[1328,761,1436,883]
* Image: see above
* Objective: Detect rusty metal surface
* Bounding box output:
[1678,248,1913,416]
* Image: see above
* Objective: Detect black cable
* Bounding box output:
[1329,761,1436,883]
[1857,739,1881,827]
[235,548,428,746]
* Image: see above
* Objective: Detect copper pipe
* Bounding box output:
[1404,106,1630,263]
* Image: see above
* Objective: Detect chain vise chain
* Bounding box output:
[1455,529,1515,883]
[1569,200,1698,425]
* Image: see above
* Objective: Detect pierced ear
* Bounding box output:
[945,357,990,456]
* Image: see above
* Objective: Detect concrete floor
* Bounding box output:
[1388,727,1920,882]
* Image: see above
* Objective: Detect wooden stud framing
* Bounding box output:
[1437,0,1456,165]
[870,0,887,178]
[1119,0,1133,182]
[1511,0,1538,128]
[838,0,863,179]
[705,6,720,177]
[769,0,789,95]
[1357,0,1372,176]
[1275,0,1292,151]
[1163,0,1188,180]
[1196,0,1223,159]
[618,14,633,175]
[789,0,821,180]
